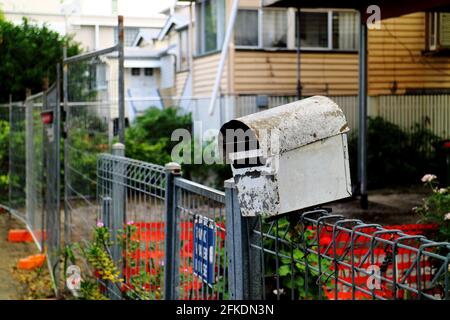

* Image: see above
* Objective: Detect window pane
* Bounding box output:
[332,11,358,50]
[297,12,328,48]
[115,27,140,46]
[144,68,153,76]
[179,29,189,70]
[263,9,287,48]
[204,0,218,52]
[235,10,258,46]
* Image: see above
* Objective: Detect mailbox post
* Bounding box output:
[219,95,352,218]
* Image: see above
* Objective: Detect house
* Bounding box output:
[154,0,450,140]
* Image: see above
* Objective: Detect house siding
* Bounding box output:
[368,12,450,95]
[192,53,228,96]
[233,50,359,96]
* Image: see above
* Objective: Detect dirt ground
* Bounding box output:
[329,184,428,225]
[0,210,37,299]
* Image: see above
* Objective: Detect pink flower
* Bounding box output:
[127,220,134,226]
[96,221,104,228]
[421,174,437,183]
[438,188,448,194]
[445,213,450,221]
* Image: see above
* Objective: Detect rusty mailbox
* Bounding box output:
[219,96,352,217]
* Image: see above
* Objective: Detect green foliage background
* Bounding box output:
[348,117,443,189]
[0,18,80,103]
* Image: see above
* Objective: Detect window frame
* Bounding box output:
[131,68,141,76]
[427,12,438,51]
[177,27,190,72]
[144,68,153,76]
[233,7,358,52]
[195,0,225,56]
[234,9,260,48]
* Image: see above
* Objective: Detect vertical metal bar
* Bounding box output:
[358,11,368,209]
[54,62,62,295]
[117,16,125,145]
[8,94,13,216]
[25,88,35,238]
[62,47,70,247]
[163,162,181,300]
[225,179,243,299]
[102,196,113,295]
[110,143,125,299]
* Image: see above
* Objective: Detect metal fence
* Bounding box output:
[42,81,61,293]
[96,154,229,300]
[170,177,227,300]
[63,45,120,249]
[239,206,449,300]
[97,152,166,299]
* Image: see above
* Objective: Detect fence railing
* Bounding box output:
[239,206,449,300]
[97,151,167,299]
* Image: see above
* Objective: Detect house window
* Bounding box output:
[115,27,140,46]
[144,68,153,76]
[426,12,450,51]
[429,12,438,50]
[234,8,357,51]
[298,12,328,48]
[131,68,140,76]
[196,0,225,55]
[332,11,358,50]
[235,10,259,46]
[297,10,358,50]
[262,9,288,48]
[178,28,189,71]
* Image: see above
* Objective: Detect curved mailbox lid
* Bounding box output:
[221,96,350,157]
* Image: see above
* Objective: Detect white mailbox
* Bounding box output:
[219,96,352,217]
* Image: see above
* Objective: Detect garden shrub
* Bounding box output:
[125,107,232,189]
[348,117,442,189]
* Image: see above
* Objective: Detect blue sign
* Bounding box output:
[193,215,216,285]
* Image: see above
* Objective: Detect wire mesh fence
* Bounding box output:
[172,178,228,300]
[8,101,27,222]
[245,209,450,300]
[64,48,117,247]
[43,82,61,292]
[0,105,10,210]
[25,93,45,249]
[97,153,166,300]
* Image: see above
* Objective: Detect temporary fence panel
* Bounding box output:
[63,46,120,247]
[0,105,10,211]
[167,177,228,300]
[43,82,61,293]
[25,93,45,249]
[8,102,27,222]
[97,153,166,300]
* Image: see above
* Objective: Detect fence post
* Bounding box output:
[117,15,125,144]
[8,94,12,217]
[110,143,126,299]
[225,178,262,300]
[25,89,36,244]
[164,162,181,300]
